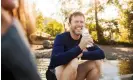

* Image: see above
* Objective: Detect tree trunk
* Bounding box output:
[94,0,105,43]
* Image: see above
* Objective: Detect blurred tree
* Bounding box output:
[94,0,106,43]
[107,0,133,43]
[58,0,72,31]
[85,0,106,43]
[58,0,85,31]
[119,60,133,75]
[36,12,45,32]
[100,20,120,42]
[45,20,64,37]
[85,0,133,44]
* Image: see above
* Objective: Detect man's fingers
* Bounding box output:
[78,53,83,58]
[87,38,93,43]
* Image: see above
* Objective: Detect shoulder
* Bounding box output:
[54,32,70,44]
[56,32,70,39]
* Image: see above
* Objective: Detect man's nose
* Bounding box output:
[77,22,83,26]
[77,21,82,25]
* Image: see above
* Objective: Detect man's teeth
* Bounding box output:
[77,28,81,30]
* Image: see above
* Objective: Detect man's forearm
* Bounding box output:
[51,46,82,67]
[81,49,105,60]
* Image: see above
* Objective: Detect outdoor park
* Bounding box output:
[11,0,133,80]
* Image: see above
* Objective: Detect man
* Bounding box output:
[1,0,41,80]
[46,12,105,80]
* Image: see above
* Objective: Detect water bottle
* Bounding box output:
[82,27,93,47]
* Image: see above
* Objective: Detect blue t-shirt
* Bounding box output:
[48,32,105,69]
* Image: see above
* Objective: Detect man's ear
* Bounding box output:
[68,22,71,27]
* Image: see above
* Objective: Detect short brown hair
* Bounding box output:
[69,11,85,23]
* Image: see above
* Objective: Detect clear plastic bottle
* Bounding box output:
[82,27,93,47]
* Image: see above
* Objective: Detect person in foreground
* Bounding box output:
[46,12,105,80]
[1,0,41,80]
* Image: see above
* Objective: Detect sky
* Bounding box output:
[33,0,59,16]
[100,5,118,20]
[29,0,119,22]
[30,0,61,21]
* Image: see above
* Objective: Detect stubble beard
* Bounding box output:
[72,29,81,36]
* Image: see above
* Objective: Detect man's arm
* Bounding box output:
[81,44,105,60]
[51,35,82,67]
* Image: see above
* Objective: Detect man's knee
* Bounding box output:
[95,60,101,73]
[63,58,79,76]
[59,58,79,80]
[86,60,101,72]
[55,65,65,79]
[86,60,101,77]
[68,58,79,71]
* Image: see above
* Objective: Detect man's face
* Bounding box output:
[2,0,18,10]
[69,16,85,36]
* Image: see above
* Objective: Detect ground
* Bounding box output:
[32,44,133,80]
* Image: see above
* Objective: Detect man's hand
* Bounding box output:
[77,53,83,58]
[78,36,93,50]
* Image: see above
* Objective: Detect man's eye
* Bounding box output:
[80,21,83,23]
[75,21,79,23]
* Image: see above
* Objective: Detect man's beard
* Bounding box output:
[72,29,82,36]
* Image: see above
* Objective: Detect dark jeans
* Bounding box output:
[46,69,57,80]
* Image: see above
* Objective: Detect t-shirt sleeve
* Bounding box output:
[81,44,105,60]
[51,35,82,67]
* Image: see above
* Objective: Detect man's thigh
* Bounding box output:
[55,58,79,80]
[55,65,66,80]
[76,60,101,80]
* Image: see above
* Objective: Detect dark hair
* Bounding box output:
[69,11,85,23]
